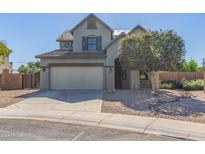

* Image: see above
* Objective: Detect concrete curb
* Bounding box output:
[0,114,204,140]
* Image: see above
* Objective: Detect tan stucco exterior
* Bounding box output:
[105,37,119,90]
[73,20,112,52]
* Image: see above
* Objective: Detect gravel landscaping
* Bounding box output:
[102,89,205,123]
[0,89,40,108]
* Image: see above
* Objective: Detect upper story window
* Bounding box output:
[64,41,73,50]
[87,37,97,51]
[87,18,97,29]
[64,41,72,48]
[82,36,102,51]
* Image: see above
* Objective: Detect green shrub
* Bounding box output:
[175,80,184,89]
[159,81,177,89]
[159,79,204,90]
[182,79,204,91]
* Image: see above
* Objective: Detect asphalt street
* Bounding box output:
[0,119,185,141]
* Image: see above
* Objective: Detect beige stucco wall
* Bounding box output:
[105,39,120,91]
[40,67,49,91]
[72,20,112,52]
[106,41,120,66]
[59,42,65,50]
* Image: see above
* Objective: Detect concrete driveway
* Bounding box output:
[2,91,103,113]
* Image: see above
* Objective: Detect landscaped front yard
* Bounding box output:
[0,89,39,108]
[102,89,205,123]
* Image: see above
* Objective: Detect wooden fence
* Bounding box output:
[159,71,203,82]
[22,74,40,89]
[0,71,40,90]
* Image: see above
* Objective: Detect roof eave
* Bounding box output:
[104,32,126,50]
[70,13,113,33]
[36,55,106,59]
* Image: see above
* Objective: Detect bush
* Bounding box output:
[159,81,177,89]
[182,79,204,91]
[159,79,204,90]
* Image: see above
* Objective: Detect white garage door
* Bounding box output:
[50,66,103,90]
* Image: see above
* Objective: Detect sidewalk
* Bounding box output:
[0,107,205,140]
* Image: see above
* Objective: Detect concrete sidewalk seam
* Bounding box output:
[96,114,113,127]
[71,131,85,141]
[143,118,158,133]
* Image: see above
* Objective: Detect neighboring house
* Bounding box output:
[36,13,149,91]
[0,56,12,74]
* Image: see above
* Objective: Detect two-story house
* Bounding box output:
[36,13,147,91]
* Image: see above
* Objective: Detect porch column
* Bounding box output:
[105,66,115,92]
[130,70,140,89]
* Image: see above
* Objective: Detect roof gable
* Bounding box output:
[128,25,146,35]
[70,13,113,33]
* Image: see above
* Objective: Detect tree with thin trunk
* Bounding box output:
[18,61,41,74]
[0,40,12,64]
[118,30,186,92]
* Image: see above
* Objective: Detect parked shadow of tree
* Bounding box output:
[16,90,103,104]
[102,89,205,117]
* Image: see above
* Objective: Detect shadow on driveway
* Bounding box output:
[16,90,103,104]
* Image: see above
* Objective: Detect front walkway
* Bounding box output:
[0,91,205,140]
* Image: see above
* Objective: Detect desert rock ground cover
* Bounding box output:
[102,89,205,123]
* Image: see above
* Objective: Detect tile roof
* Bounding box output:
[36,50,106,59]
[56,30,73,42]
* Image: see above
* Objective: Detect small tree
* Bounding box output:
[183,59,204,72]
[183,59,198,72]
[18,61,40,74]
[119,30,186,91]
[0,40,12,64]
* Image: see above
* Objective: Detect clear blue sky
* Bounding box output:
[0,13,205,70]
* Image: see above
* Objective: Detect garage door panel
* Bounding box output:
[50,66,103,90]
